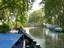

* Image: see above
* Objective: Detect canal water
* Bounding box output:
[24,27,64,48]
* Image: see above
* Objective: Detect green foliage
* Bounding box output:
[45,0,64,27]
[29,9,44,25]
[0,0,30,32]
[0,23,9,33]
[0,0,29,28]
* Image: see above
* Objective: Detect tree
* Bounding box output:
[29,9,45,26]
[45,0,64,28]
[0,0,29,29]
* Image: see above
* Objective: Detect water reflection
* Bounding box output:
[44,28,58,40]
[45,33,64,48]
[24,27,64,48]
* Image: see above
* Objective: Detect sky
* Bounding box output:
[32,0,43,10]
[28,0,44,14]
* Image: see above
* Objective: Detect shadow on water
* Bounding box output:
[25,27,64,48]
